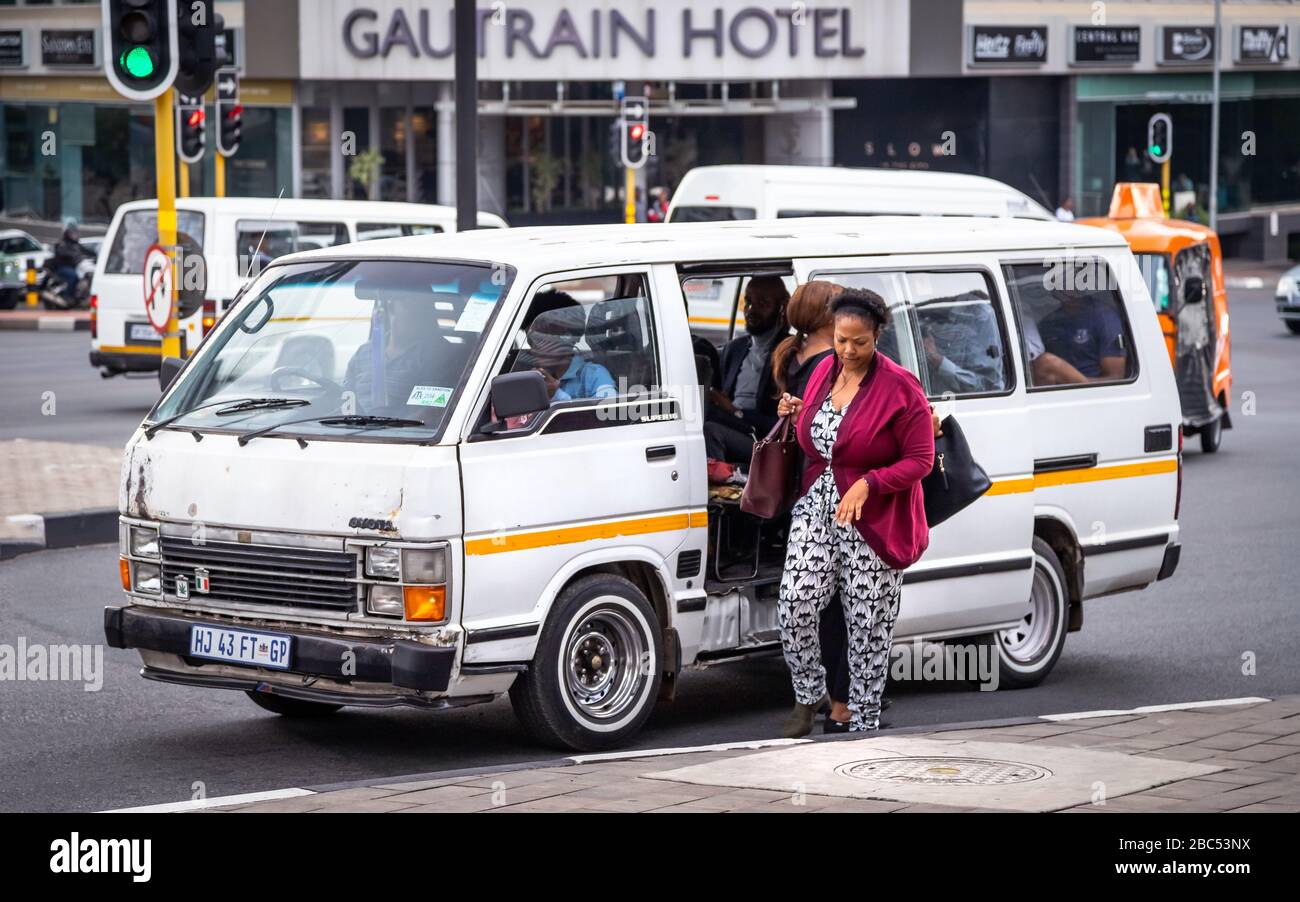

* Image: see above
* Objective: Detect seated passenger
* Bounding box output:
[919,292,1006,395]
[521,303,617,403]
[1020,311,1089,386]
[344,296,438,412]
[706,275,790,462]
[1039,288,1128,381]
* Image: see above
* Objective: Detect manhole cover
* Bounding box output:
[836,757,1051,786]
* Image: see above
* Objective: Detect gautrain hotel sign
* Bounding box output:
[300,0,912,80]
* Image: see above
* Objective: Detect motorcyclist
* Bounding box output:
[50,221,90,303]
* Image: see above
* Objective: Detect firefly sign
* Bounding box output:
[143,244,173,334]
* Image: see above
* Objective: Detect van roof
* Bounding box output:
[112,196,506,224]
[281,216,1127,274]
[671,165,1053,220]
[678,164,1038,192]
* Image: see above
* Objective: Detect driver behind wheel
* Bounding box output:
[343,296,438,414]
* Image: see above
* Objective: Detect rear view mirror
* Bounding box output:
[159,356,184,392]
[484,370,550,430]
[1183,276,1206,305]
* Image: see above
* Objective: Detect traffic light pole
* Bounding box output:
[1161,160,1171,217]
[179,162,190,198]
[624,167,636,224]
[214,152,225,198]
[154,88,181,360]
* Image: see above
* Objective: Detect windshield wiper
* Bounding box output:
[237,414,425,446]
[144,397,307,440]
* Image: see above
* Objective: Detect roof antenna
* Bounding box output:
[242,187,287,281]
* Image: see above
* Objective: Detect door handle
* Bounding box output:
[646,445,676,462]
[1033,453,1098,474]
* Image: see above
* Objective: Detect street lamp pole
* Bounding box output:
[1209,0,1221,231]
[454,0,477,233]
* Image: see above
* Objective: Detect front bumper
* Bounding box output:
[1157,542,1181,581]
[1277,298,1300,321]
[104,604,457,698]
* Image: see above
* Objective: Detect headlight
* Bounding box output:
[401,548,447,584]
[365,546,402,580]
[366,584,404,617]
[133,562,161,595]
[1277,276,1297,298]
[129,525,160,558]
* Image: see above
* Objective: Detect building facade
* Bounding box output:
[2,0,1299,257]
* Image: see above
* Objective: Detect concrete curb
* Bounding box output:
[0,313,90,331]
[0,506,117,560]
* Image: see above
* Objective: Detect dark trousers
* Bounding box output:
[704,416,756,463]
[819,597,851,703]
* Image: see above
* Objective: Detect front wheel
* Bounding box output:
[1199,414,1223,454]
[990,537,1069,690]
[510,573,663,751]
[1286,320,1300,335]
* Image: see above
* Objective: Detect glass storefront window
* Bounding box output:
[227,107,292,198]
[380,107,405,202]
[301,107,331,200]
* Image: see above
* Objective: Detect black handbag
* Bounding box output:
[922,415,991,528]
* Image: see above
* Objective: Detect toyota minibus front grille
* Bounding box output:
[159,536,358,611]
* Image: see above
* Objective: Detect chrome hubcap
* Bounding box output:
[998,561,1058,665]
[564,605,647,721]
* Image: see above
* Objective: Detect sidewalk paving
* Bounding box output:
[0,439,121,546]
[199,696,1300,814]
[0,309,91,331]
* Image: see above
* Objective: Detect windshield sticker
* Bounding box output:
[454,296,496,333]
[408,385,453,407]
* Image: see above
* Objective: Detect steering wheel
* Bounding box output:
[269,366,343,397]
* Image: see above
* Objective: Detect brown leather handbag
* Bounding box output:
[740,416,801,519]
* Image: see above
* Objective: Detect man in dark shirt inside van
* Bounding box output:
[1039,288,1128,381]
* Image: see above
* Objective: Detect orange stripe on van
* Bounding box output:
[466,509,709,556]
[98,345,161,355]
[987,458,1179,496]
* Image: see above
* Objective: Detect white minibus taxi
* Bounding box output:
[88,197,507,377]
[668,165,1054,343]
[105,218,1183,751]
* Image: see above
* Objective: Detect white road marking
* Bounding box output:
[1041,697,1271,722]
[102,787,315,813]
[567,737,811,764]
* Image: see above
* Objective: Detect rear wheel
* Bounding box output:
[1199,414,1223,454]
[510,573,663,751]
[991,537,1069,689]
[245,690,342,718]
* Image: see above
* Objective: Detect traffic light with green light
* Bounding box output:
[102,0,179,102]
[1147,113,1173,165]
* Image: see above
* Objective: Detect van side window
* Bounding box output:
[908,272,1010,396]
[811,270,1011,398]
[235,220,348,275]
[356,223,444,241]
[1003,260,1135,388]
[494,273,659,428]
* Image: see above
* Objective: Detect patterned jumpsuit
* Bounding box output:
[778,394,905,731]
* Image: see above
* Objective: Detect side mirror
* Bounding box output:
[484,370,550,430]
[159,356,184,393]
[1183,276,1206,305]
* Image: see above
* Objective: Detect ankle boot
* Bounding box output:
[783,694,830,739]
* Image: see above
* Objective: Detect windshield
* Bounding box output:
[1134,253,1171,312]
[151,259,514,442]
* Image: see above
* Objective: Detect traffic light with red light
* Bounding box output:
[102,0,179,101]
[177,93,205,163]
[620,96,650,169]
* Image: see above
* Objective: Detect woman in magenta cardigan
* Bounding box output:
[775,288,935,736]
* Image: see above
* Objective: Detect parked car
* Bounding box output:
[106,216,1183,751]
[1275,263,1300,336]
[0,229,51,310]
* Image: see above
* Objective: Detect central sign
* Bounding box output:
[303,0,909,81]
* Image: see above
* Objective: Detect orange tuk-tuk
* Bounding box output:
[1078,183,1232,453]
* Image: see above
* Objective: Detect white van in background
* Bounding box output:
[88,198,507,377]
[667,166,1055,343]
